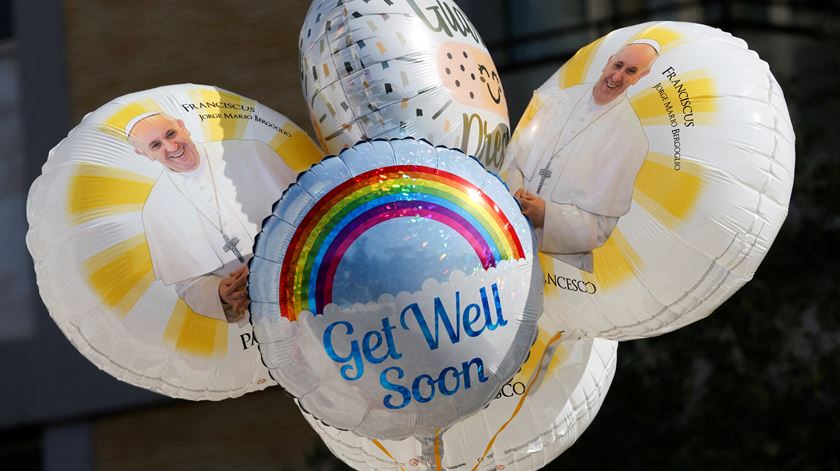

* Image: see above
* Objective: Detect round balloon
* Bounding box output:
[299,0,511,172]
[502,21,795,340]
[26,84,324,399]
[303,317,618,470]
[249,138,540,439]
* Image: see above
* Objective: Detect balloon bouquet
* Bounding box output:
[27,0,794,469]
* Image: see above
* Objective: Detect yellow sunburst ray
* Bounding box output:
[631,24,683,53]
[511,93,543,144]
[558,24,683,92]
[99,99,163,139]
[582,228,643,290]
[188,88,256,141]
[513,326,569,382]
[67,164,155,225]
[631,69,717,127]
[558,37,605,90]
[633,152,705,229]
[83,233,155,317]
[268,124,325,173]
[163,299,229,357]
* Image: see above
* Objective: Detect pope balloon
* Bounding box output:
[503,21,795,340]
[27,84,324,399]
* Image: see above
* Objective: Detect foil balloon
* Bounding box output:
[299,0,511,172]
[249,138,540,439]
[26,84,324,399]
[303,317,618,470]
[502,21,795,340]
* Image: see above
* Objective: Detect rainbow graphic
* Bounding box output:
[279,165,526,320]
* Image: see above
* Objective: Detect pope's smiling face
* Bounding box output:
[592,43,658,105]
[130,114,200,173]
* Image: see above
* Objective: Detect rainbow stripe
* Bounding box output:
[279,165,525,320]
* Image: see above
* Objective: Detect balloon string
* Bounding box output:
[370,439,406,471]
[469,331,564,471]
[434,428,442,470]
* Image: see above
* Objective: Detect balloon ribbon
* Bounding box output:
[369,332,563,471]
[467,330,565,471]
[370,439,406,471]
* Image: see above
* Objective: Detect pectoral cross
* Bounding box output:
[223,233,245,263]
[536,166,552,194]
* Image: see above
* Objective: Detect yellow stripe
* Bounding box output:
[470,331,563,471]
[511,93,543,145]
[631,24,682,54]
[188,88,255,141]
[99,99,162,138]
[630,70,717,126]
[68,164,156,225]
[268,124,325,173]
[581,228,643,290]
[163,299,229,357]
[83,234,154,317]
[629,86,672,127]
[369,439,406,471]
[559,37,605,89]
[633,152,705,228]
[668,72,717,123]
[512,327,569,383]
[115,270,155,317]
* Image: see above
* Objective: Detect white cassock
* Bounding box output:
[141,140,296,321]
[506,83,648,272]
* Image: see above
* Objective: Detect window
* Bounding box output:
[0,0,36,342]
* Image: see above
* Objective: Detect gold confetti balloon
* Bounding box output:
[299,0,511,173]
[26,84,324,399]
[501,22,795,340]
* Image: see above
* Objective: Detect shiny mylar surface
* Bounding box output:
[250,138,541,439]
[299,0,511,172]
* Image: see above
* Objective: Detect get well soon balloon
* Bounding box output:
[26,84,324,399]
[249,138,540,439]
[305,317,618,471]
[503,22,795,339]
[300,0,510,172]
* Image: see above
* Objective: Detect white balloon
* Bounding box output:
[300,0,511,172]
[303,318,618,470]
[27,84,324,399]
[502,22,795,340]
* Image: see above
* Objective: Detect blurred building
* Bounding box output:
[2,0,837,470]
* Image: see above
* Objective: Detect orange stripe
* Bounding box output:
[435,429,443,470]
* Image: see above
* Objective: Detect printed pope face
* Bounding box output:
[129,113,201,173]
[592,43,658,105]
